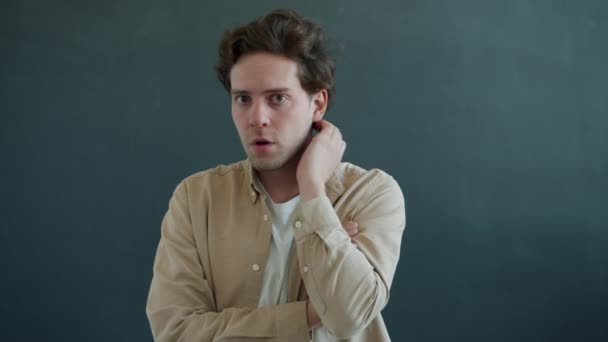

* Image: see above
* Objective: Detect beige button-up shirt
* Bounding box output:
[146,159,406,341]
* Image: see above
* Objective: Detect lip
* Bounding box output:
[250,142,275,152]
[249,136,274,151]
[251,137,273,144]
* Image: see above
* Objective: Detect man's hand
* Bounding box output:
[343,220,359,238]
[297,120,346,202]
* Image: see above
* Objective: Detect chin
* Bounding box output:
[249,149,298,172]
[246,142,302,172]
[250,158,286,172]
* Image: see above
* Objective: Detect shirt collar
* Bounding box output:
[242,158,345,204]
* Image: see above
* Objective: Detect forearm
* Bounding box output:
[293,177,405,338]
[148,181,311,342]
[293,211,388,338]
[147,288,310,342]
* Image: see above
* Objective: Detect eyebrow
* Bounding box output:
[230,87,292,95]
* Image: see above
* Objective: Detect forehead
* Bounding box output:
[229,52,302,92]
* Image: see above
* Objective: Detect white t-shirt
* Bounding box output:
[256,182,299,307]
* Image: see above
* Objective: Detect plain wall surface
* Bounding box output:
[2,0,607,340]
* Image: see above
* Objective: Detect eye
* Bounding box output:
[270,94,287,104]
[234,95,251,104]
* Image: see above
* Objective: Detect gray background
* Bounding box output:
[2,0,607,341]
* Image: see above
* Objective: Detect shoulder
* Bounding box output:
[338,161,401,194]
[174,160,247,194]
[336,162,406,225]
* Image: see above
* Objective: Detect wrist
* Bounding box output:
[299,182,325,202]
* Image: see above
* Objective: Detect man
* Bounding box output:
[146,9,406,342]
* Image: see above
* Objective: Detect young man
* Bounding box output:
[146,9,406,342]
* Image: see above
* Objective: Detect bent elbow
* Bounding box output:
[322,281,389,339]
[323,310,372,339]
[146,306,190,342]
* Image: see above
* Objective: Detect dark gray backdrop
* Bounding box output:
[2,0,607,341]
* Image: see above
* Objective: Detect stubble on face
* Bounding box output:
[229,52,316,173]
[247,127,310,172]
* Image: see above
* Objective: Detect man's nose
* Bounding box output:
[248,100,270,127]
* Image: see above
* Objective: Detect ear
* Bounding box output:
[311,89,328,123]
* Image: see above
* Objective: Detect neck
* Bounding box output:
[255,157,300,204]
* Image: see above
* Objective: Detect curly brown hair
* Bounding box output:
[214,9,336,107]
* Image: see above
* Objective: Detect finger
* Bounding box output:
[318,121,342,143]
[344,221,357,230]
[335,140,346,160]
[342,221,355,232]
[328,125,341,143]
[335,127,342,142]
[345,226,358,237]
[313,119,332,132]
[342,222,353,231]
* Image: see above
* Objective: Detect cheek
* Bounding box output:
[231,112,246,136]
[231,111,238,125]
[285,115,312,140]
[231,104,240,121]
[232,106,245,124]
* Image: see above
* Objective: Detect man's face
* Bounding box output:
[230,52,324,171]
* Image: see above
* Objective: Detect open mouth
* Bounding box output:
[252,137,273,146]
[251,138,274,151]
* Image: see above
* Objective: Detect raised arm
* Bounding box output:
[293,175,406,339]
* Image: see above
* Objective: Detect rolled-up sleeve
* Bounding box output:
[291,175,406,339]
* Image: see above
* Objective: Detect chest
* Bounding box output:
[193,187,361,310]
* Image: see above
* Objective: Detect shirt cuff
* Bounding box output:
[291,195,344,242]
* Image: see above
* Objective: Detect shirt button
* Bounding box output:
[252,264,260,271]
[303,265,309,273]
[251,191,256,197]
[294,221,302,228]
[263,214,269,221]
